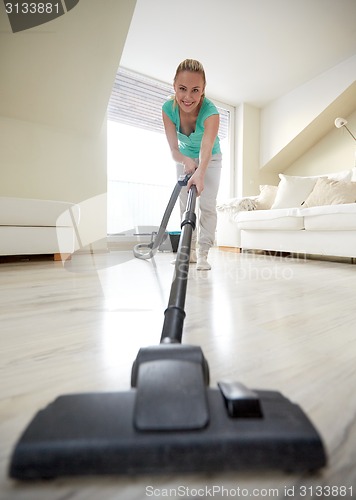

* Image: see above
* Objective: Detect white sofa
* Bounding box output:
[0,197,80,260]
[217,169,356,260]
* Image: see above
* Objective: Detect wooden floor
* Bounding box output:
[1,248,355,499]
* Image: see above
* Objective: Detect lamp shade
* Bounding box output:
[335,117,348,128]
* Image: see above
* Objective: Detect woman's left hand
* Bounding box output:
[187,169,204,196]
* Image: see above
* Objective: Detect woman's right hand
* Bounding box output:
[182,157,197,175]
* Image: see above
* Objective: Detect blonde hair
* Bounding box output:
[172,59,206,107]
[173,59,206,87]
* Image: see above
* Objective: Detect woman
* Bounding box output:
[162,59,222,270]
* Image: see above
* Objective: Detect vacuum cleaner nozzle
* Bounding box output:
[9,381,326,479]
[9,340,327,479]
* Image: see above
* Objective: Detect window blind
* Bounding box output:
[108,67,229,139]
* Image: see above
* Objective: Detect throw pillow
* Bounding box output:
[327,168,353,182]
[303,178,356,208]
[271,174,319,209]
[255,185,278,209]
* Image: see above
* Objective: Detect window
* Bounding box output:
[107,68,233,235]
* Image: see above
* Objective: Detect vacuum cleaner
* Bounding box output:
[133,174,189,259]
[9,177,326,479]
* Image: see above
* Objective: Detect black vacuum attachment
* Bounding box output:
[9,183,327,479]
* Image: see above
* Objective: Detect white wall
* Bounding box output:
[0,0,137,249]
[0,116,107,202]
[260,55,356,169]
[286,110,356,176]
[235,104,262,197]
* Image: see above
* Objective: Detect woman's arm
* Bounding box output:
[162,111,197,174]
[187,113,219,195]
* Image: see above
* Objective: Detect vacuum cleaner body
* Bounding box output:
[9,181,327,480]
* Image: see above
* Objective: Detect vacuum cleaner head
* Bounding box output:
[9,386,326,479]
[8,184,327,479]
[9,344,326,479]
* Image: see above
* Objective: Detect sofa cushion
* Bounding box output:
[271,169,353,209]
[302,203,356,230]
[326,168,354,182]
[237,207,304,230]
[255,185,278,209]
[0,197,80,227]
[303,178,356,208]
[271,174,319,209]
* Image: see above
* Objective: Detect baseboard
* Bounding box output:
[218,246,241,253]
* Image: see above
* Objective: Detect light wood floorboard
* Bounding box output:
[1,248,355,499]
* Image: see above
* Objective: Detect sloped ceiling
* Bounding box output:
[121,0,356,108]
[0,0,137,135]
[262,81,356,173]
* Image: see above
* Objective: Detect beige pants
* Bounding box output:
[176,153,222,254]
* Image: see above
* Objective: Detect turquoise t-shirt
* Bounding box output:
[162,97,221,159]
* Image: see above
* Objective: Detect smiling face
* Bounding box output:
[173,70,205,115]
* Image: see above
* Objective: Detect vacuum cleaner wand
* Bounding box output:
[8,183,327,479]
[161,185,196,344]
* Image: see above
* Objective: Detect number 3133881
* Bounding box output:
[5,3,60,14]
